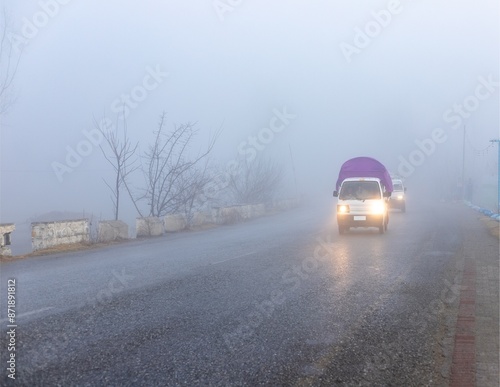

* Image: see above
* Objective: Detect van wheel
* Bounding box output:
[401,204,406,213]
[338,225,346,234]
[379,223,385,234]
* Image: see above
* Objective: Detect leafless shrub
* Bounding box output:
[228,155,284,204]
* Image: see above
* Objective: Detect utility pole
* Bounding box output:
[490,139,500,214]
[462,126,466,199]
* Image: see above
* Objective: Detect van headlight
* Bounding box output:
[396,194,404,200]
[371,202,385,214]
[337,204,350,214]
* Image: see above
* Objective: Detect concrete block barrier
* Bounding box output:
[136,217,164,237]
[98,220,128,242]
[191,212,213,227]
[164,214,187,232]
[0,224,15,256]
[31,219,90,251]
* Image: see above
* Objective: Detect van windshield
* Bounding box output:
[339,181,381,200]
[393,183,403,191]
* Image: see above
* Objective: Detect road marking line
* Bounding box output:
[211,251,256,265]
[0,307,54,323]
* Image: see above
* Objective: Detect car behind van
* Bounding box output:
[390,178,406,212]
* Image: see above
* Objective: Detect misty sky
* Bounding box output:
[0,0,498,223]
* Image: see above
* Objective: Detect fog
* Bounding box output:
[0,0,498,227]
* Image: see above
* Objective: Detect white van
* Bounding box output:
[333,177,390,234]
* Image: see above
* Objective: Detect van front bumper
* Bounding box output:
[337,214,384,228]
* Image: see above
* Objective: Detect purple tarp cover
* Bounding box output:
[335,157,393,192]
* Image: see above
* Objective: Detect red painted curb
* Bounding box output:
[450,259,476,386]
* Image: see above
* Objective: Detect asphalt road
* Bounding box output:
[0,198,497,386]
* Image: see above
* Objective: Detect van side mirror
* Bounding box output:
[333,190,338,197]
[404,187,407,192]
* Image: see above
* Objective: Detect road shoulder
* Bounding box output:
[445,205,499,386]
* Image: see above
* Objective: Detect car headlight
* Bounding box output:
[337,204,350,214]
[371,202,385,214]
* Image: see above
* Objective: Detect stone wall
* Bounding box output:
[0,224,15,256]
[31,219,90,251]
[4,199,300,255]
[98,220,129,242]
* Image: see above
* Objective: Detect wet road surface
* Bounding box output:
[1,199,498,385]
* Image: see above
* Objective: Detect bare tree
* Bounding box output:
[176,160,213,227]
[0,9,22,115]
[139,112,219,217]
[228,155,284,204]
[97,118,139,220]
